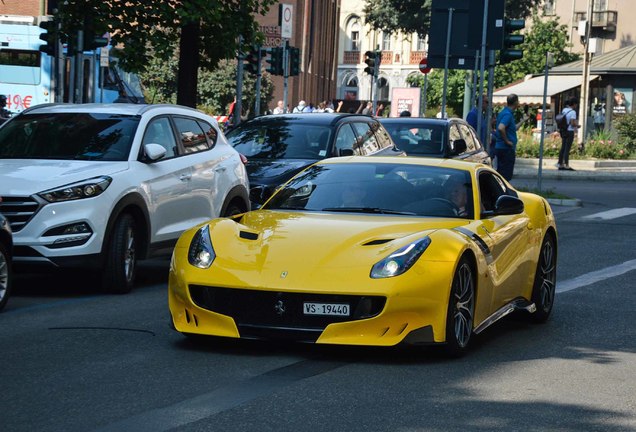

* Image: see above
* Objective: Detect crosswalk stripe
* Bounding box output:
[557,259,636,293]
[582,208,636,220]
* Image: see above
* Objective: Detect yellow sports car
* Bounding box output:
[169,157,557,355]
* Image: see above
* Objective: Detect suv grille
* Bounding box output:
[189,285,386,340]
[0,196,42,232]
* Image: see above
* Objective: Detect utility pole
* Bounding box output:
[579,0,595,148]
[235,35,244,127]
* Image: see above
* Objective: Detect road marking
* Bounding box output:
[92,359,344,432]
[557,259,636,293]
[582,208,636,220]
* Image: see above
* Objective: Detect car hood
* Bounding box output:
[0,159,129,195]
[246,158,318,185]
[196,210,469,291]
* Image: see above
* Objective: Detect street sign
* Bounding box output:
[419,58,431,74]
[280,4,293,39]
[100,46,110,67]
[427,0,477,70]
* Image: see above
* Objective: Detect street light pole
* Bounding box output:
[579,0,595,149]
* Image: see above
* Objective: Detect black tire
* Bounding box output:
[223,201,245,217]
[444,257,476,357]
[529,234,557,323]
[102,213,137,294]
[0,242,12,311]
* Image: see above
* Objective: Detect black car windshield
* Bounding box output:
[264,162,474,219]
[382,122,446,156]
[227,118,332,159]
[0,113,139,161]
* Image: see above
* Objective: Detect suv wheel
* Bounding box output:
[0,242,12,311]
[102,213,137,294]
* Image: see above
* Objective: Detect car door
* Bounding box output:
[351,122,382,155]
[172,116,227,222]
[458,123,491,165]
[475,171,531,309]
[138,115,196,244]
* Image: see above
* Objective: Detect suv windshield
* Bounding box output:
[0,113,140,161]
[264,163,474,219]
[227,118,332,159]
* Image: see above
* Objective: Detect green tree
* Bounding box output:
[364,0,542,37]
[494,15,579,88]
[406,70,466,116]
[58,0,276,107]
[141,56,274,117]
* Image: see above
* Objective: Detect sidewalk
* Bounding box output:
[513,158,636,182]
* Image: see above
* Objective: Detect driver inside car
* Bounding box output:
[445,177,469,217]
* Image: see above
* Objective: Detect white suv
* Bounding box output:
[0,103,249,293]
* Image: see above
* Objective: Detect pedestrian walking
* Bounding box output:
[466,95,489,145]
[557,97,579,171]
[494,94,527,181]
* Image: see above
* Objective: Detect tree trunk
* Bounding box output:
[176,21,200,107]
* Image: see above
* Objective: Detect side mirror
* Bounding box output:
[143,143,167,162]
[450,138,467,155]
[494,195,524,215]
[249,185,273,208]
[338,148,354,156]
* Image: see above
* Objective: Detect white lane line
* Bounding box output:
[557,259,636,293]
[582,208,636,220]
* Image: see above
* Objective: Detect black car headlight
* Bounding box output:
[188,225,215,269]
[39,176,112,203]
[370,237,431,279]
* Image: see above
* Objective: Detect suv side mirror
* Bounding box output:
[143,143,167,162]
[450,139,467,155]
[494,195,524,215]
[338,148,354,157]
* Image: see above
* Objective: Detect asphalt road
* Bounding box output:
[2,180,636,432]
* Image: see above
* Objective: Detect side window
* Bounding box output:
[372,122,394,149]
[479,171,507,212]
[173,117,209,154]
[142,117,177,159]
[334,124,357,155]
[352,122,380,155]
[448,124,462,148]
[197,120,218,148]
[458,124,477,153]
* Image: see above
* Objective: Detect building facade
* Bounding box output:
[543,0,635,54]
[337,0,426,106]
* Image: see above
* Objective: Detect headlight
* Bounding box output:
[39,176,112,203]
[188,225,215,269]
[370,237,431,279]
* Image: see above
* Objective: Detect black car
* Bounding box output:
[0,208,13,311]
[226,113,404,206]
[379,117,492,165]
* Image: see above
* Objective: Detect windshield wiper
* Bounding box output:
[321,207,416,216]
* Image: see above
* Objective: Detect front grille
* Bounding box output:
[189,285,386,337]
[0,196,42,232]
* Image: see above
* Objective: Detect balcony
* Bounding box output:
[574,10,618,32]
[381,51,393,64]
[410,51,426,64]
[343,51,360,64]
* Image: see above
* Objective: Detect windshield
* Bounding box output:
[382,122,446,156]
[227,118,332,159]
[264,163,474,219]
[0,113,139,161]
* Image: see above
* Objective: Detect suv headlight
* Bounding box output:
[39,176,112,203]
[370,237,431,279]
[188,225,215,269]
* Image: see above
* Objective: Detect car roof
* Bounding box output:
[379,117,464,126]
[241,113,377,126]
[318,155,485,172]
[20,103,203,117]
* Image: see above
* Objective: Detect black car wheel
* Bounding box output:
[444,257,475,357]
[0,242,12,311]
[102,213,137,294]
[530,234,557,323]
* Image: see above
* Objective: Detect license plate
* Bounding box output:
[303,302,350,316]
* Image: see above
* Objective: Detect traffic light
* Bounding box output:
[38,19,58,56]
[289,47,300,76]
[82,16,108,51]
[244,47,260,75]
[363,51,380,76]
[500,19,525,64]
[266,47,284,76]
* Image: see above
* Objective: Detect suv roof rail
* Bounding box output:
[19,103,65,115]
[139,104,203,116]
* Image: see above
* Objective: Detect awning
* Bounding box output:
[493,74,599,105]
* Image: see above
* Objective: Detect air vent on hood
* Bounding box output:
[363,239,394,246]
[239,231,259,240]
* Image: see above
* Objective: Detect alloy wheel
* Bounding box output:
[453,263,475,348]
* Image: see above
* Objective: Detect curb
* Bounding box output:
[546,198,582,207]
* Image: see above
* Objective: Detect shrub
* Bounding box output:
[516,131,561,158]
[614,113,636,152]
[584,139,630,159]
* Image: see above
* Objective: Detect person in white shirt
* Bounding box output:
[272,100,285,114]
[558,97,579,171]
[293,100,307,113]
